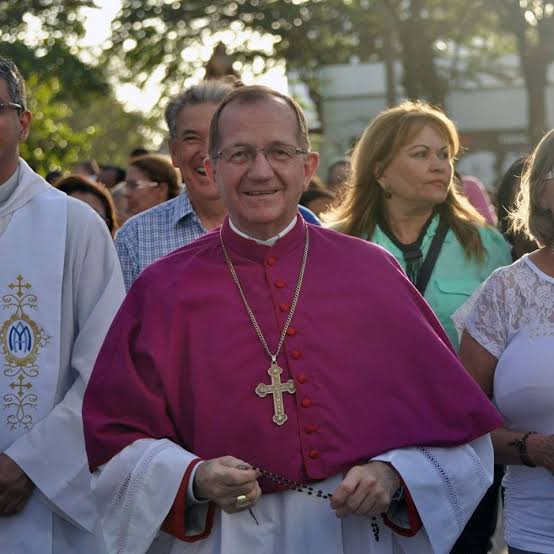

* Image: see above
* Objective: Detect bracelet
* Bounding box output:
[508,431,537,467]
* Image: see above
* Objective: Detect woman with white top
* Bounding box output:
[456,128,554,554]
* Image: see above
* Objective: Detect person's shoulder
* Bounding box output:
[479,256,524,293]
[65,194,105,227]
[478,224,507,244]
[478,224,512,262]
[299,205,320,225]
[64,196,114,253]
[134,227,218,284]
[311,225,399,263]
[121,196,181,233]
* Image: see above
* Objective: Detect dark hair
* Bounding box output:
[99,165,126,187]
[45,170,62,185]
[129,154,180,199]
[164,80,238,139]
[326,158,350,184]
[129,147,149,158]
[300,175,335,206]
[56,174,118,236]
[0,57,26,110]
[74,159,100,178]
[208,85,310,158]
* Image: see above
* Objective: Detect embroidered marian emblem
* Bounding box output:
[0,275,50,430]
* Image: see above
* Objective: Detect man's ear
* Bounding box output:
[302,152,319,192]
[168,138,179,167]
[18,110,32,142]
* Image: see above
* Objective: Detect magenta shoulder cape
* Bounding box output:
[83,217,501,490]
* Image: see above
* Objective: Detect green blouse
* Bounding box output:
[368,215,512,349]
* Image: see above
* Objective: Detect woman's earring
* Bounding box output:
[383,185,392,199]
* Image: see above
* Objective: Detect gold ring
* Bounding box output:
[235,494,250,509]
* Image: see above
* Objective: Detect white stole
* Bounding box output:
[0,160,67,553]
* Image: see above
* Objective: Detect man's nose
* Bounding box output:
[248,150,274,178]
[198,139,208,158]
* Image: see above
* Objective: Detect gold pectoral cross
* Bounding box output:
[255,358,296,426]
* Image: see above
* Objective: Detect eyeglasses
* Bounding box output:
[118,180,160,193]
[213,143,308,167]
[0,102,23,114]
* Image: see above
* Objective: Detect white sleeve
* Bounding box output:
[372,434,494,554]
[92,438,199,554]
[4,209,125,532]
[452,270,507,358]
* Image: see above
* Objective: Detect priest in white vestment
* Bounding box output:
[0,57,125,553]
[84,86,501,554]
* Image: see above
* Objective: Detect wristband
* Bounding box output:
[509,431,537,467]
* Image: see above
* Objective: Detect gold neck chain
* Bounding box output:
[219,226,310,364]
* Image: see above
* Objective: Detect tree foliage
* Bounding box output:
[1,3,156,174]
[484,0,554,144]
[0,0,93,43]
[18,74,94,175]
[107,0,512,117]
[107,0,385,119]
[1,41,106,174]
[65,95,161,169]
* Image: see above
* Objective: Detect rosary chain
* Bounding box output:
[253,466,333,500]
[219,226,310,362]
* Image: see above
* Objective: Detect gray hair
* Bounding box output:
[164,80,236,139]
[510,127,554,246]
[0,57,26,110]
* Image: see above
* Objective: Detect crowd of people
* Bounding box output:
[1,52,553,554]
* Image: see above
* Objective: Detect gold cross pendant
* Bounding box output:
[255,360,296,425]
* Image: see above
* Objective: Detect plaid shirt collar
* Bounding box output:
[172,187,197,226]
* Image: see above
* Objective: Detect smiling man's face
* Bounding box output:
[205,95,318,240]
[169,102,220,208]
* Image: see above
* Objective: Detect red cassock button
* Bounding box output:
[286,327,297,336]
[279,302,290,312]
[308,449,320,459]
[266,256,277,266]
[275,280,286,288]
[297,373,307,384]
[291,350,303,360]
[305,424,317,434]
[301,398,313,408]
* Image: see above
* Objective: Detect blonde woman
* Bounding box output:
[327,100,511,349]
[455,128,554,554]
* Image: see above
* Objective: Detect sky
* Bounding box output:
[80,0,289,113]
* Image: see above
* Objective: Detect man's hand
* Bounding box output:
[0,453,34,516]
[330,461,400,518]
[193,456,261,513]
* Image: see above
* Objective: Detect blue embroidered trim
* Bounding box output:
[114,441,170,553]
[463,444,489,491]
[418,446,464,531]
